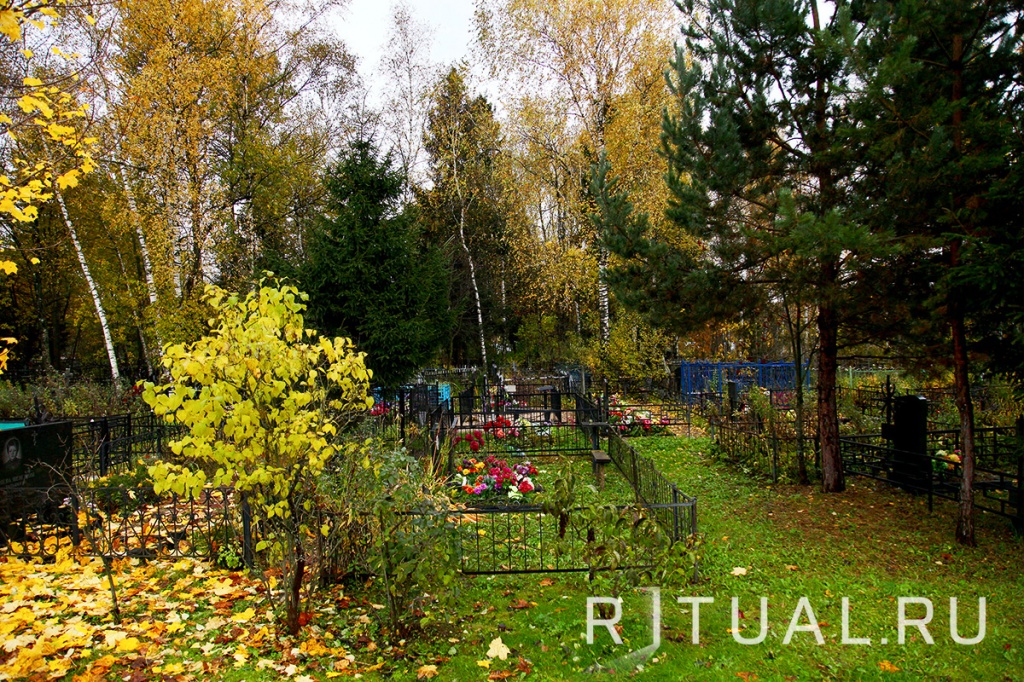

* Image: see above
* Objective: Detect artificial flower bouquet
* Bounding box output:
[451,454,539,506]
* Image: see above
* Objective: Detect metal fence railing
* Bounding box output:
[607,433,698,540]
[71,414,186,478]
[0,486,252,563]
[451,501,695,575]
[841,430,1023,531]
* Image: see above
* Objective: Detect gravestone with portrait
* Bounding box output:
[0,422,74,547]
[0,422,74,490]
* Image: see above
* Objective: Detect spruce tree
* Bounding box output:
[302,139,452,388]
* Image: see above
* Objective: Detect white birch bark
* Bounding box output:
[458,205,488,372]
[119,169,159,309]
[53,184,121,383]
[598,248,610,345]
[118,166,166,360]
[447,118,488,372]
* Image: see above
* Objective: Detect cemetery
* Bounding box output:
[1,0,1022,680]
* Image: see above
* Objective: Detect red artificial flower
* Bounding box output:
[470,441,481,452]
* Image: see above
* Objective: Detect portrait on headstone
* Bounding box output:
[2,437,21,469]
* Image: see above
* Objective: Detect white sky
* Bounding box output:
[331,0,479,82]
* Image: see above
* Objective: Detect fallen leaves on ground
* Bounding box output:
[879,660,900,673]
[416,664,439,679]
[730,566,748,576]
[0,547,378,681]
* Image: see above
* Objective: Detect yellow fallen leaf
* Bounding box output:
[879,660,900,673]
[231,607,256,622]
[417,664,439,679]
[477,660,492,668]
[486,637,510,660]
[730,567,748,576]
[115,636,141,653]
[103,630,128,648]
[300,638,330,656]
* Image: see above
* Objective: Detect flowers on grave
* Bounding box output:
[607,405,670,437]
[369,400,391,417]
[453,430,486,452]
[513,416,552,437]
[483,415,520,439]
[453,455,539,503]
[933,449,962,473]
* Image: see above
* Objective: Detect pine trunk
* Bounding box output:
[817,288,843,493]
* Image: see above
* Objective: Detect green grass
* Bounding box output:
[383,435,1024,681]
[33,434,1020,681]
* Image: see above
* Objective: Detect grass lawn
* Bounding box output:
[417,436,1024,681]
[2,435,1021,681]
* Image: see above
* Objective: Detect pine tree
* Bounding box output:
[303,139,452,388]
[849,0,1024,545]
[598,0,891,492]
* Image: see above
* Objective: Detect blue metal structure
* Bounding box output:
[679,361,810,402]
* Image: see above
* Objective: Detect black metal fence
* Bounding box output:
[607,433,697,539]
[450,501,695,575]
[433,387,700,574]
[711,415,819,483]
[1,386,701,578]
[841,426,1023,531]
[71,414,185,478]
[0,486,253,563]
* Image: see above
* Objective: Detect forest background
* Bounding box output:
[2,0,1022,404]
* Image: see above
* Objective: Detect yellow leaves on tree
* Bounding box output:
[141,276,373,634]
[143,279,372,506]
[0,259,15,374]
[1,0,98,225]
[0,0,65,42]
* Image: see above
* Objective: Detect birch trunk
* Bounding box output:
[119,170,160,309]
[118,167,165,365]
[459,207,488,372]
[53,185,121,383]
[448,119,487,373]
[109,237,154,378]
[598,248,610,345]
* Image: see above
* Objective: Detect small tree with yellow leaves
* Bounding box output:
[142,278,373,635]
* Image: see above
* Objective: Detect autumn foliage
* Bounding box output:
[142,278,374,634]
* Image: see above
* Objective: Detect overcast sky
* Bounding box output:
[330,0,478,82]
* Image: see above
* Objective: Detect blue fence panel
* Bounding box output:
[680,361,810,403]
